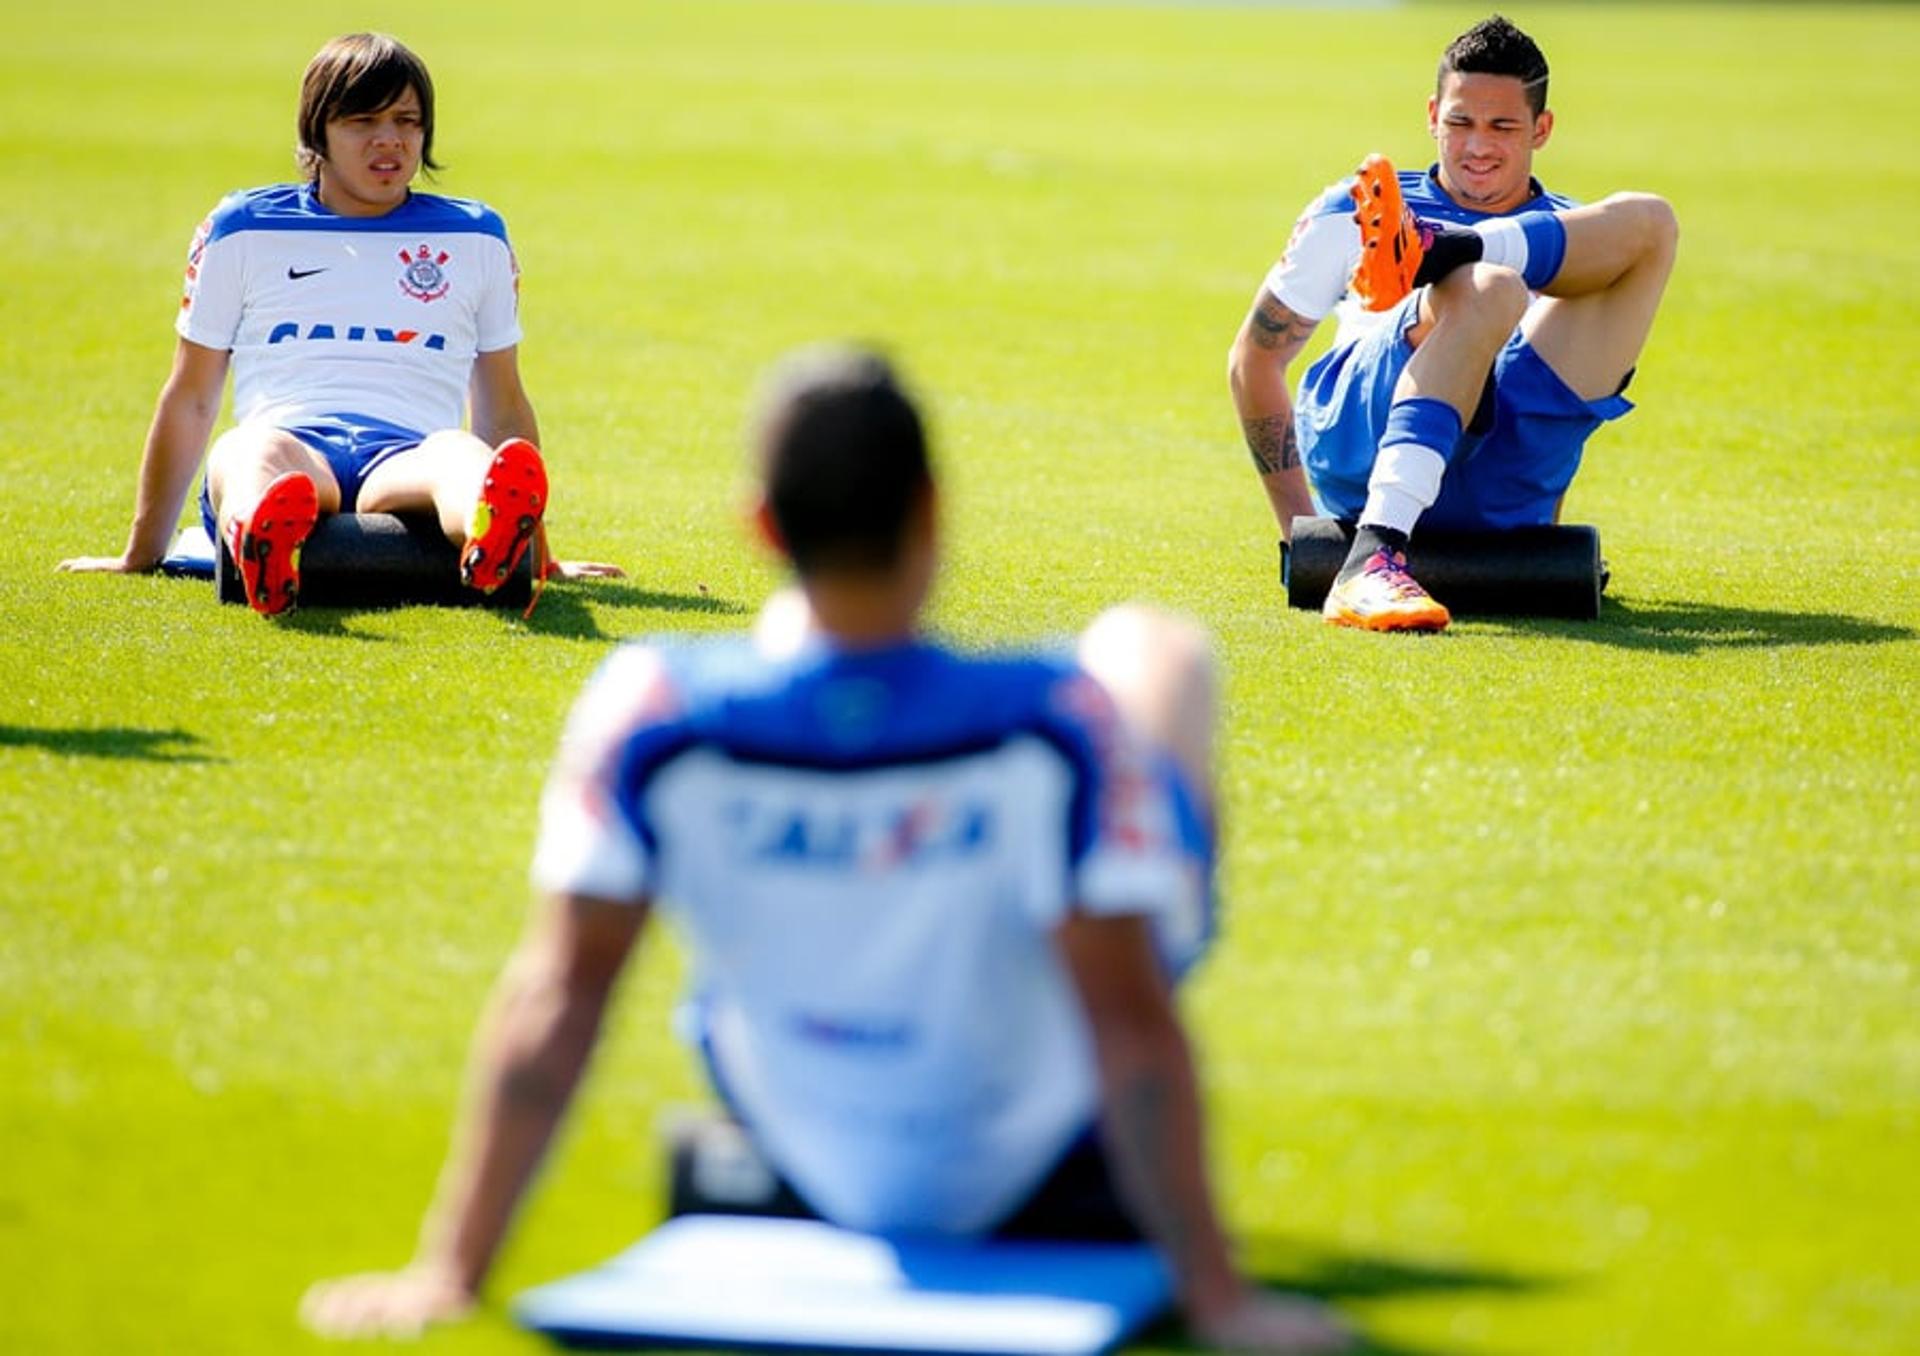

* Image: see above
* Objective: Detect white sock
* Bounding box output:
[1474,216,1529,274]
[1360,442,1447,536]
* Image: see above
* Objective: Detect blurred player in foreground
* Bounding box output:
[301,347,1349,1353]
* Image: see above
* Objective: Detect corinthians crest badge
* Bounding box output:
[398,244,451,302]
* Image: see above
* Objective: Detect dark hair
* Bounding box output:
[1438,15,1549,118]
[296,33,439,181]
[757,348,932,577]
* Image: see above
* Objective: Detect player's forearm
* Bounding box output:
[1230,288,1324,541]
[1230,353,1316,540]
[411,954,611,1295]
[471,392,540,451]
[1244,437,1316,545]
[1092,1019,1246,1325]
[123,387,219,567]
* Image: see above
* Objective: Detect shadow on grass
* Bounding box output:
[270,608,397,641]
[522,582,749,641]
[568,580,749,618]
[1477,597,1916,653]
[200,583,742,642]
[0,724,217,763]
[1132,1236,1564,1356]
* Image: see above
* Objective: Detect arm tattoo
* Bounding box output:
[1247,293,1315,352]
[1241,413,1300,475]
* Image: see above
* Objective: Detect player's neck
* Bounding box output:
[801,570,929,651]
[805,588,921,649]
[313,174,412,219]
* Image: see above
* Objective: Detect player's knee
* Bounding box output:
[208,425,296,478]
[1606,192,1679,256]
[417,428,492,470]
[1643,195,1679,255]
[1085,604,1213,675]
[1083,605,1215,699]
[1080,606,1218,750]
[207,425,259,469]
[1435,262,1529,335]
[411,430,494,495]
[1476,262,1532,323]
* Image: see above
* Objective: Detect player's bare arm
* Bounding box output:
[58,339,229,573]
[300,892,648,1339]
[1228,290,1319,541]
[1056,912,1350,1353]
[467,348,625,580]
[468,346,541,450]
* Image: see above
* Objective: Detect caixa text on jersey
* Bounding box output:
[266,322,447,350]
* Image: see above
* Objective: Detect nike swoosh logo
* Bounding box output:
[287,267,328,280]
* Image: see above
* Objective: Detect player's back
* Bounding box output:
[535,635,1194,1235]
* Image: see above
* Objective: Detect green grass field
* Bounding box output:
[3,2,1917,1352]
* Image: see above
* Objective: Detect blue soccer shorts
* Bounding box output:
[1295,290,1634,531]
[198,411,427,537]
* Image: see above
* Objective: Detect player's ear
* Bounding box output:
[907,480,939,552]
[1427,94,1440,137]
[1532,108,1554,150]
[749,497,788,557]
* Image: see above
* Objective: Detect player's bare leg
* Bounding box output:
[360,430,548,591]
[1537,193,1678,297]
[1524,193,1677,400]
[206,424,342,535]
[1324,263,1528,631]
[207,426,338,615]
[358,429,495,544]
[1402,262,1532,405]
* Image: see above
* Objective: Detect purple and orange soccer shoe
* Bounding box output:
[1322,546,1451,632]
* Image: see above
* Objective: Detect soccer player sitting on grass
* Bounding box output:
[1228,14,1677,631]
[299,347,1351,1354]
[58,32,619,614]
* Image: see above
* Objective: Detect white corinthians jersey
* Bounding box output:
[176,183,523,434]
[533,637,1210,1235]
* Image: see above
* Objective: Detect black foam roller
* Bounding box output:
[217,512,532,609]
[1285,517,1604,620]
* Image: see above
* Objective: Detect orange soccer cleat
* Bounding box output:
[1348,153,1427,313]
[1322,546,1451,632]
[461,438,548,593]
[228,471,319,616]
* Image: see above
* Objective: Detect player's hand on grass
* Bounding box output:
[531,523,625,582]
[298,1265,476,1339]
[548,558,626,580]
[1191,1287,1354,1354]
[56,552,157,574]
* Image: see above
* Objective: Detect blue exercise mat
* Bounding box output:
[160,525,217,579]
[514,1215,1173,1355]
